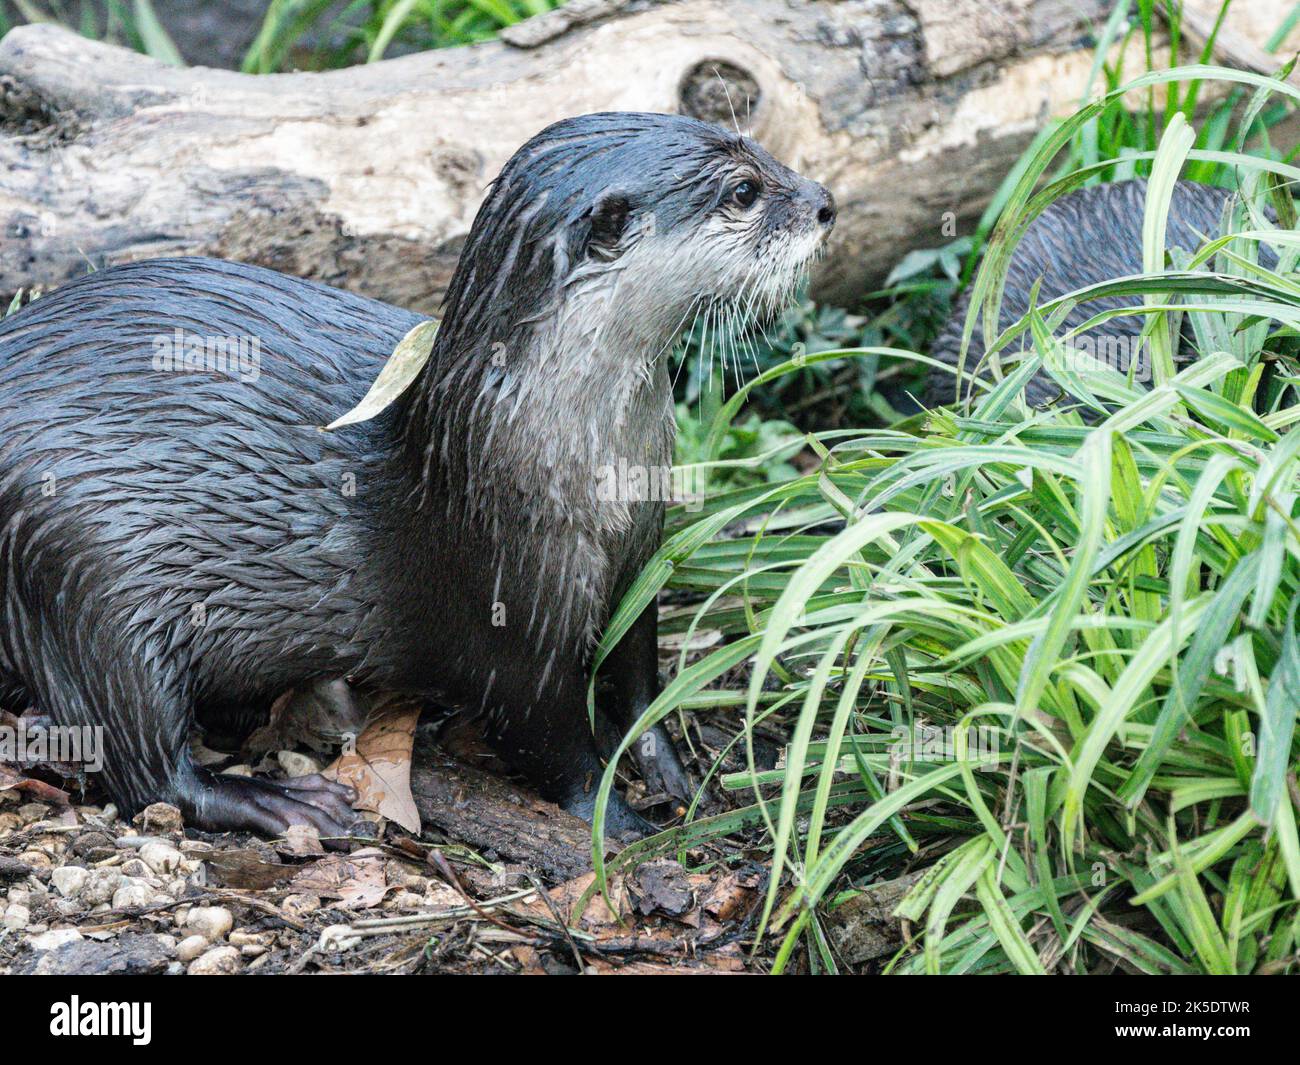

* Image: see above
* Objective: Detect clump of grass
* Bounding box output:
[589,11,1300,973]
[240,0,563,72]
[0,0,182,62]
[0,0,562,71]
[949,0,1300,296]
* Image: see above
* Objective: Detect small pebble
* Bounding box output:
[6,886,34,907]
[135,803,183,835]
[277,751,321,777]
[139,842,184,875]
[112,879,157,909]
[115,835,170,850]
[16,850,52,872]
[3,903,31,930]
[281,894,320,917]
[50,866,89,899]
[71,831,116,861]
[26,928,83,952]
[188,945,242,975]
[176,935,209,963]
[82,870,123,907]
[185,906,234,941]
[17,803,49,825]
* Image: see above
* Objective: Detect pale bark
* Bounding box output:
[0,0,1289,311]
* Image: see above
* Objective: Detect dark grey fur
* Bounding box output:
[0,112,833,837]
[926,179,1272,408]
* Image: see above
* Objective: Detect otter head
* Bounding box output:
[437,111,836,362]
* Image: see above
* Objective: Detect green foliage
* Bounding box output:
[673,284,954,431]
[241,0,563,72]
[0,0,561,70]
[589,31,1300,972]
[0,0,180,59]
[674,403,802,489]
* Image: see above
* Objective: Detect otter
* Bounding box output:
[927,179,1276,408]
[0,112,835,838]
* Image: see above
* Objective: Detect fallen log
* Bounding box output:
[2,0,1291,309]
[0,0,1151,310]
[408,734,601,884]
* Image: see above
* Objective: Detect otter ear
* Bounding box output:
[584,193,631,261]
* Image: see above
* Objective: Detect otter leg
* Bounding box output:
[485,669,654,838]
[599,602,692,806]
[31,661,357,838]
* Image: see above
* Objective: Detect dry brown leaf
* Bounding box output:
[205,848,297,890]
[523,871,631,930]
[324,699,421,833]
[324,319,438,430]
[245,678,369,757]
[0,764,72,809]
[509,945,548,975]
[290,851,393,910]
[696,872,756,923]
[278,824,327,857]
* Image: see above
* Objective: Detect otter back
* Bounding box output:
[926,180,1275,408]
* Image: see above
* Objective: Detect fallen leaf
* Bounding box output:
[325,697,421,834]
[523,872,631,930]
[823,871,923,964]
[0,764,72,808]
[206,848,297,890]
[324,319,439,430]
[290,853,393,910]
[245,678,369,757]
[696,872,755,923]
[278,824,326,857]
[630,858,694,918]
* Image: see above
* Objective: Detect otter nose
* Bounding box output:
[807,183,836,230]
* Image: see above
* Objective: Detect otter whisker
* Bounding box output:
[710,66,742,137]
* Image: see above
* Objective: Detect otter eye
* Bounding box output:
[731,180,760,208]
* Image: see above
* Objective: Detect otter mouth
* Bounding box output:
[670,241,822,390]
[742,231,826,322]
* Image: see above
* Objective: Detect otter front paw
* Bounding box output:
[179,769,360,842]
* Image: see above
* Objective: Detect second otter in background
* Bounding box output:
[927,180,1276,408]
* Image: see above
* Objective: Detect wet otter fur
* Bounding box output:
[0,112,834,838]
[927,179,1277,408]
